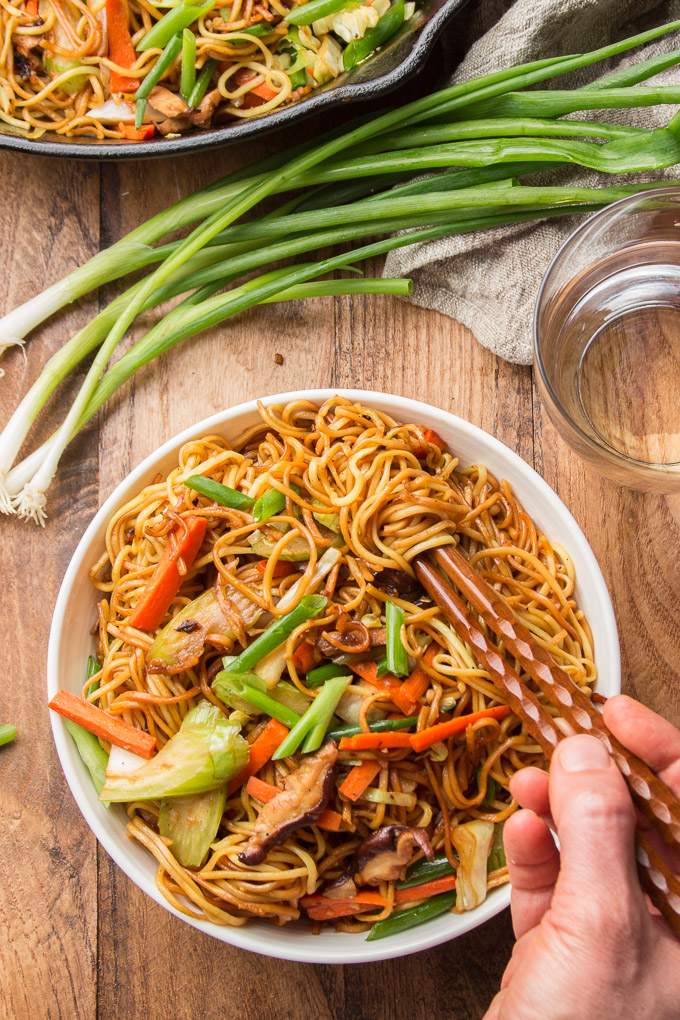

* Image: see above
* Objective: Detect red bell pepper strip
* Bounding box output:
[49,689,156,758]
[128,516,207,632]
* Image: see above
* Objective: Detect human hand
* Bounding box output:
[485,695,680,1020]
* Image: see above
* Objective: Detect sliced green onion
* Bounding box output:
[85,654,100,697]
[343,0,404,71]
[397,852,455,890]
[212,671,302,728]
[226,594,327,673]
[273,675,350,759]
[385,600,408,677]
[0,724,17,747]
[188,57,217,106]
[184,474,255,509]
[63,719,110,803]
[306,662,351,688]
[135,33,183,128]
[137,3,210,51]
[375,657,389,677]
[180,28,197,100]
[326,715,417,741]
[252,488,286,523]
[285,0,356,25]
[487,822,506,872]
[366,891,456,941]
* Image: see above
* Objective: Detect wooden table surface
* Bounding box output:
[2,63,680,1020]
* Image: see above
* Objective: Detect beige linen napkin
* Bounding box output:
[382,0,680,364]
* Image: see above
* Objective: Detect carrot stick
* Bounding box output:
[414,429,446,459]
[244,775,343,830]
[227,718,288,794]
[410,705,512,752]
[301,890,390,920]
[423,642,442,668]
[256,559,297,578]
[339,759,381,801]
[49,689,156,758]
[119,122,154,140]
[348,661,416,717]
[292,640,317,674]
[398,666,430,714]
[128,516,207,632]
[106,0,140,93]
[394,874,457,904]
[338,732,413,751]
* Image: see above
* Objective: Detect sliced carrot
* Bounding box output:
[26,0,39,15]
[227,718,289,795]
[106,0,140,93]
[301,890,390,921]
[255,559,297,578]
[49,689,156,758]
[232,67,278,101]
[410,705,512,753]
[414,428,446,459]
[394,874,457,904]
[338,732,413,751]
[423,641,443,668]
[339,759,381,801]
[292,640,317,674]
[119,122,154,140]
[128,516,207,632]
[349,661,419,717]
[398,666,430,715]
[244,774,342,830]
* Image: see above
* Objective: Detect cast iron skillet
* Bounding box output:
[0,0,467,159]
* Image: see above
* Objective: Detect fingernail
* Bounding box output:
[557,734,611,772]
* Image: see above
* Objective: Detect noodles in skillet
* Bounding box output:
[78,397,596,936]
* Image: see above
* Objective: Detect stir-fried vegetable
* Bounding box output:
[245,776,344,830]
[63,716,110,803]
[49,689,156,758]
[366,890,456,940]
[101,701,248,801]
[252,488,287,523]
[128,516,207,631]
[410,705,512,752]
[159,787,227,866]
[0,724,17,747]
[226,594,327,672]
[450,820,495,912]
[183,475,255,509]
[272,675,351,758]
[227,717,289,793]
[213,672,302,728]
[397,851,455,889]
[385,600,409,677]
[306,662,352,688]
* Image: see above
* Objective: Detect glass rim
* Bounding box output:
[533,186,680,477]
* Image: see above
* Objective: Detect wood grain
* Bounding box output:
[1,105,679,1020]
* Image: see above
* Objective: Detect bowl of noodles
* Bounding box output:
[47,389,620,963]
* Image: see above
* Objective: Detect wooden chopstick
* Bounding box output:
[414,550,680,938]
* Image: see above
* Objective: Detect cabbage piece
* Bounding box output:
[100,701,248,802]
[159,786,227,867]
[450,820,495,912]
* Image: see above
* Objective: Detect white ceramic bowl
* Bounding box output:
[48,389,621,964]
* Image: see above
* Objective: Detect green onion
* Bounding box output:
[85,654,101,697]
[180,28,196,100]
[188,58,217,106]
[397,852,455,889]
[64,719,110,803]
[0,723,17,747]
[226,594,327,673]
[252,488,286,523]
[135,33,183,129]
[326,715,417,741]
[487,822,506,872]
[306,662,352,688]
[137,3,210,51]
[343,0,404,71]
[184,475,255,509]
[212,671,302,728]
[221,15,275,36]
[272,675,350,758]
[366,891,456,941]
[285,0,356,24]
[477,767,497,807]
[385,600,408,677]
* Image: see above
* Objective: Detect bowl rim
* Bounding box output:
[0,0,466,161]
[47,387,621,963]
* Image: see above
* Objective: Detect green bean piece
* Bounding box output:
[188,58,217,107]
[0,724,17,747]
[226,594,327,673]
[327,715,418,741]
[184,474,255,509]
[397,852,455,889]
[137,3,210,52]
[135,33,183,128]
[180,29,197,100]
[285,0,356,25]
[253,488,286,523]
[366,891,456,941]
[306,662,352,688]
[385,600,408,677]
[343,0,405,71]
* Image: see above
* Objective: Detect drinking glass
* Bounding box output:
[534,188,680,493]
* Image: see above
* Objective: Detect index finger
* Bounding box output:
[603,695,680,797]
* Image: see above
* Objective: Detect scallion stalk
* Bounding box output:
[385,600,408,677]
[252,488,286,523]
[272,675,351,758]
[285,0,354,24]
[184,475,255,509]
[343,0,405,71]
[64,719,110,802]
[188,58,217,106]
[226,594,327,673]
[135,33,183,129]
[0,724,17,747]
[180,28,197,101]
[327,715,417,741]
[306,663,352,688]
[85,654,101,697]
[212,672,302,728]
[137,3,210,51]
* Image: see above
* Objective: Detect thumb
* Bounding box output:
[549,733,644,913]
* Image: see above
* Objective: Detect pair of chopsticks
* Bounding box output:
[414,545,680,937]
